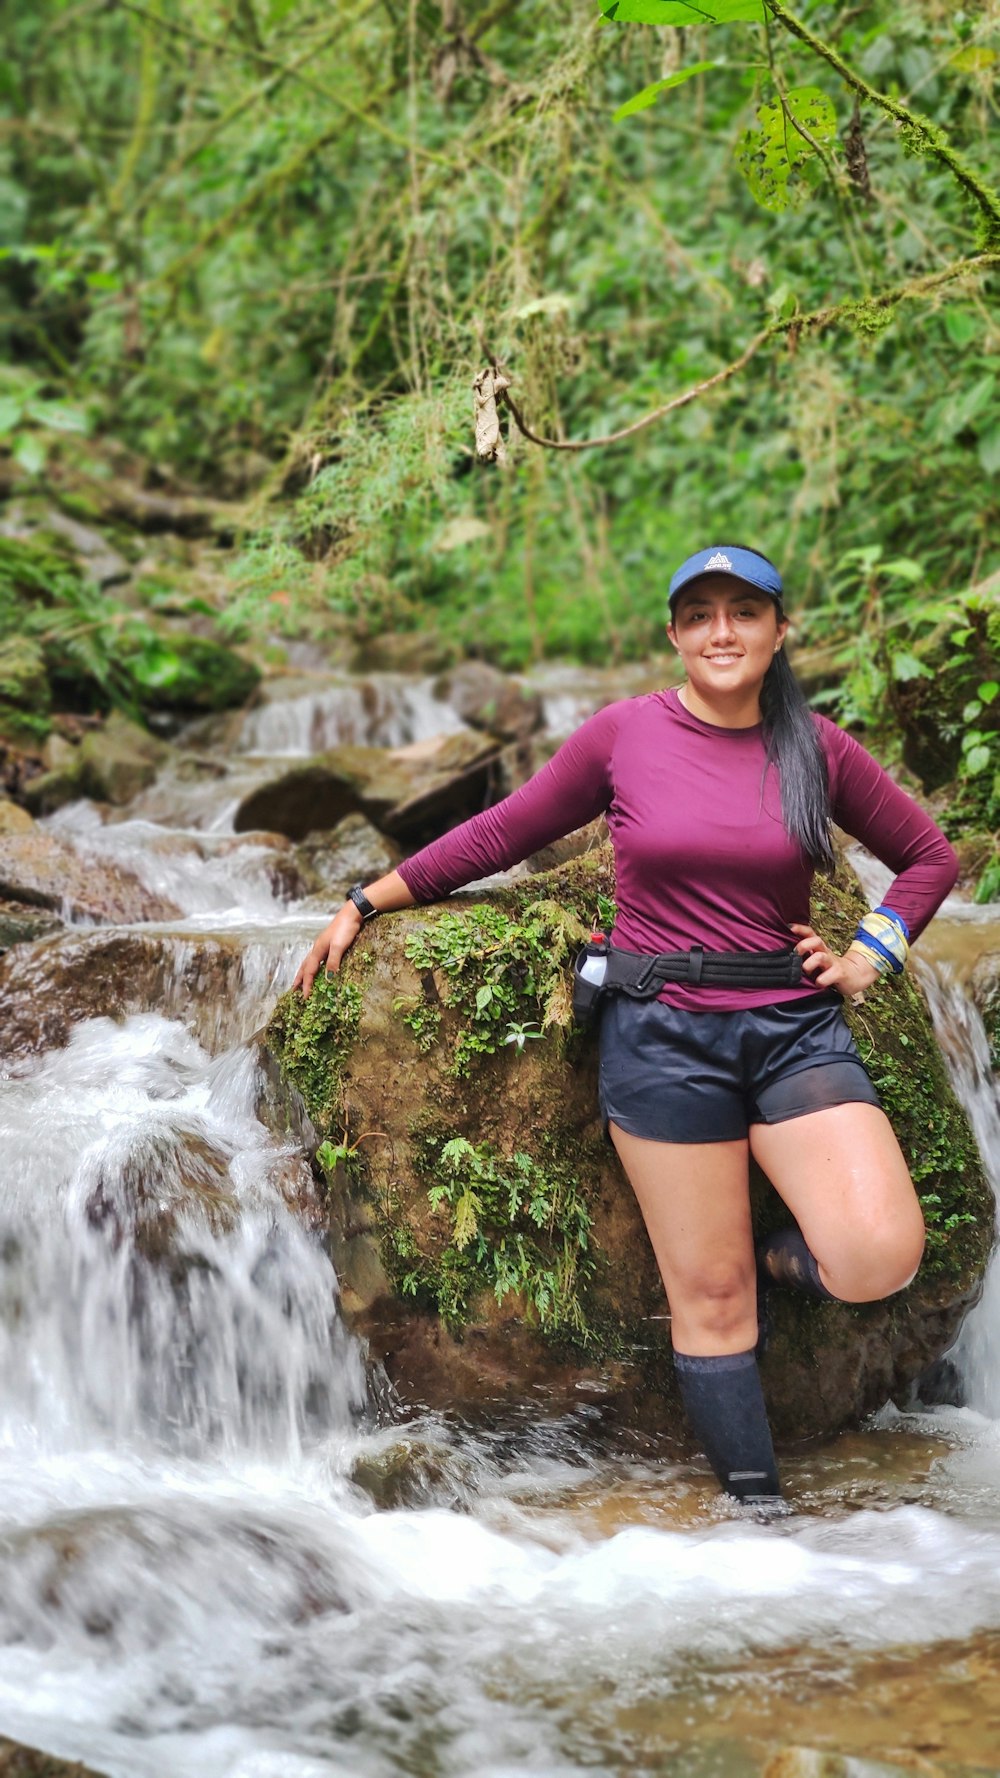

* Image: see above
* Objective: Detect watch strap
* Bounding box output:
[347,883,380,921]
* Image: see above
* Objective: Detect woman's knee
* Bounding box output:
[824,1213,926,1303]
[672,1259,756,1335]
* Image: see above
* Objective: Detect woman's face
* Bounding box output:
[667,577,788,701]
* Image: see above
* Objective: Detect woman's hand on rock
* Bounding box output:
[790,923,880,999]
[294,903,364,998]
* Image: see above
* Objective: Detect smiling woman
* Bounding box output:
[294,542,959,1514]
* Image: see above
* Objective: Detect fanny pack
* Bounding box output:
[572,934,803,1027]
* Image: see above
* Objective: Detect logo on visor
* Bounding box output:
[705,551,733,571]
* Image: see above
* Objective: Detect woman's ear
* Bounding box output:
[666,621,678,650]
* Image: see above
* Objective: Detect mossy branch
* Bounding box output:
[764,1,1000,244]
[494,253,999,454]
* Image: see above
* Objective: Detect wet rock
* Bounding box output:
[350,629,456,674]
[262,856,992,1444]
[0,927,250,1059]
[0,896,64,952]
[233,730,503,847]
[41,732,78,773]
[0,828,180,925]
[294,813,398,903]
[76,711,171,805]
[381,730,504,845]
[0,797,34,835]
[40,507,131,587]
[0,1736,110,1777]
[348,1432,482,1511]
[433,661,543,741]
[233,744,411,839]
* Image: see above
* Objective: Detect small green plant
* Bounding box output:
[266,970,363,1130]
[419,1135,594,1332]
[403,901,584,1077]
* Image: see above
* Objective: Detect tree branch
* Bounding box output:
[494,254,999,453]
[764,1,1000,243]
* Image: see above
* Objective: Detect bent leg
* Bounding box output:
[750,1102,925,1303]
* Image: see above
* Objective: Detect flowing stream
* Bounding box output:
[3,672,1000,1777]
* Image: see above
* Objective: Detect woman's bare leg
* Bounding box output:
[608,1123,757,1352]
[750,1102,925,1302]
[608,1122,780,1500]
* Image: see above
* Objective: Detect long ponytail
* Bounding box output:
[760,646,834,873]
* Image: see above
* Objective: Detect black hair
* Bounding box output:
[734,546,835,873]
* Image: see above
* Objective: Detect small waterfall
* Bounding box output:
[0,1016,367,1460]
[235,674,468,756]
[915,927,1000,1414]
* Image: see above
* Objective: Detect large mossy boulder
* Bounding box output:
[262,852,992,1447]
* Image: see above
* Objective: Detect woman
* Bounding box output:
[294,545,958,1510]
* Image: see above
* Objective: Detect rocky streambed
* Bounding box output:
[2,658,1000,1777]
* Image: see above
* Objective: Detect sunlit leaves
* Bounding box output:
[735,86,837,212]
[613,60,719,122]
[601,1,765,22]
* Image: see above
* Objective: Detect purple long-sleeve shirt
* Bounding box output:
[397,689,959,1011]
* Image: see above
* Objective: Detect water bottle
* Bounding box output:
[578,950,608,989]
[572,936,609,1027]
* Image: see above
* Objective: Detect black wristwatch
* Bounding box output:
[347,883,380,921]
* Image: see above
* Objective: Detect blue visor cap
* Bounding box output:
[669,546,784,610]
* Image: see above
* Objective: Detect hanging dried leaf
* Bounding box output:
[473,365,511,463]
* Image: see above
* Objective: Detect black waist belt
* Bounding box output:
[572,937,803,1027]
[606,944,803,993]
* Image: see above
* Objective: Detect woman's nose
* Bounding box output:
[708,610,736,642]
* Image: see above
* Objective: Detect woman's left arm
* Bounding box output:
[820,719,960,942]
[792,722,959,998]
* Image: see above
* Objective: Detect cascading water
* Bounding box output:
[4,672,1000,1776]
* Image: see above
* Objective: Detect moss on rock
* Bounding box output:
[263,850,992,1441]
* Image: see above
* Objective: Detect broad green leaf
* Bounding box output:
[880,557,923,582]
[963,699,983,722]
[25,399,88,435]
[978,682,999,705]
[892,651,931,683]
[13,434,44,474]
[513,293,573,319]
[978,428,1000,476]
[614,59,719,119]
[603,1,765,22]
[950,46,997,73]
[966,745,992,776]
[944,309,979,347]
[475,984,494,1013]
[735,86,837,213]
[0,395,23,435]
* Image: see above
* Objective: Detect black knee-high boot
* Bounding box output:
[673,1348,782,1502]
[757,1227,839,1301]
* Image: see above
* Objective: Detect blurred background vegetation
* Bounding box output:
[1,1,998,863]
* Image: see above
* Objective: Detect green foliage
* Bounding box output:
[2,0,996,676]
[414,1134,595,1333]
[265,969,363,1133]
[735,87,836,213]
[0,535,259,735]
[401,901,583,1076]
[613,60,720,122]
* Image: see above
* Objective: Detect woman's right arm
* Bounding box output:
[293,700,622,996]
[293,868,416,997]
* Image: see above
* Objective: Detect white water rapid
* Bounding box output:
[3,672,1000,1777]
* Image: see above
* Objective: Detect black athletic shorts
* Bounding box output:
[598,989,881,1145]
